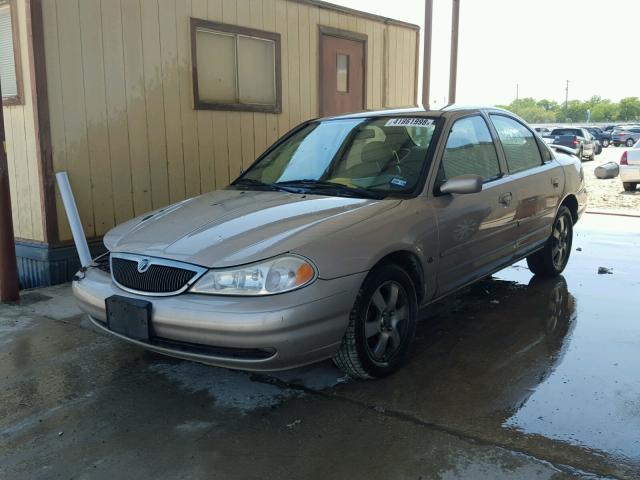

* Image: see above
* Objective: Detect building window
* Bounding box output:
[336,53,348,93]
[190,18,281,113]
[0,0,22,105]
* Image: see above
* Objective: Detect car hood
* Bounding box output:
[104,189,401,269]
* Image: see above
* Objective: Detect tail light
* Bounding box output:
[620,151,628,165]
[572,136,579,146]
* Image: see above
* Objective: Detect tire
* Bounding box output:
[623,182,637,192]
[333,263,418,379]
[577,147,583,160]
[589,148,596,160]
[626,138,635,147]
[526,206,573,277]
[602,139,610,148]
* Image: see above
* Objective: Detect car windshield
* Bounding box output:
[234,117,439,197]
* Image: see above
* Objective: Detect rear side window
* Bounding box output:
[490,115,543,173]
[439,115,500,182]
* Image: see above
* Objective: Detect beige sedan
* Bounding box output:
[73,106,587,379]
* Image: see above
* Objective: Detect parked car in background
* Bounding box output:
[612,126,640,147]
[620,139,640,191]
[547,127,597,160]
[583,126,611,147]
[72,106,587,379]
[534,126,553,136]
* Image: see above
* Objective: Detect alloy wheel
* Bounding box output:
[551,215,570,269]
[364,281,409,362]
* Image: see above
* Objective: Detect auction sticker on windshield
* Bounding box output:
[385,118,434,128]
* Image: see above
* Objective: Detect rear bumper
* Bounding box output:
[73,267,366,371]
[620,165,640,183]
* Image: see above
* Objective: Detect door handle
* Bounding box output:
[551,177,560,187]
[499,192,512,206]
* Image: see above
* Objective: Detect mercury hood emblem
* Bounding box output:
[137,258,151,273]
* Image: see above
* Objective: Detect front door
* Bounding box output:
[320,30,365,116]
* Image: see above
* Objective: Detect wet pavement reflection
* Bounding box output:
[326,213,640,477]
[1,213,639,479]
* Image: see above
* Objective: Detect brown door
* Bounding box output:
[320,33,365,116]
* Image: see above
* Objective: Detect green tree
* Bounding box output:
[617,97,640,121]
[591,101,619,122]
[537,99,560,113]
[557,100,589,123]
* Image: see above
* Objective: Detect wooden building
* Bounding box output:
[1,0,420,288]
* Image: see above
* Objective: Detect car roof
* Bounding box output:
[319,104,512,121]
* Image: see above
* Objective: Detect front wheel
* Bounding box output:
[623,182,637,192]
[333,263,418,379]
[602,139,610,148]
[526,206,573,277]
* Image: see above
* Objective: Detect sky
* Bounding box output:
[329,0,640,108]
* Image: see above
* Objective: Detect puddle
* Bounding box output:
[149,362,301,413]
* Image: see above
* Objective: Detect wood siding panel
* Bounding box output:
[141,0,170,209]
[297,4,311,122]
[39,0,418,239]
[122,0,153,215]
[207,0,230,188]
[158,0,186,202]
[78,0,114,236]
[307,4,319,118]
[175,0,201,198]
[2,0,44,241]
[42,0,71,240]
[262,0,279,147]
[56,0,94,236]
[248,0,267,158]
[101,0,133,227]
[235,0,254,171]
[16,0,43,241]
[192,0,214,192]
[221,0,241,180]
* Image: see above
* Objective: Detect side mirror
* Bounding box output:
[439,174,483,195]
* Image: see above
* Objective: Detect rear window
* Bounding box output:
[550,129,581,136]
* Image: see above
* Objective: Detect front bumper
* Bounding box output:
[620,165,640,183]
[73,267,366,371]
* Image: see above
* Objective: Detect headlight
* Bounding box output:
[190,255,317,296]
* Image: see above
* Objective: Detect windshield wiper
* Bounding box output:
[232,178,300,193]
[275,179,387,199]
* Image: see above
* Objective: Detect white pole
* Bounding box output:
[55,172,93,268]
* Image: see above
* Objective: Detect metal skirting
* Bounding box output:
[15,239,106,289]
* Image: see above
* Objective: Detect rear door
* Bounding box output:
[488,114,563,256]
[431,115,517,295]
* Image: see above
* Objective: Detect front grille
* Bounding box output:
[111,256,200,294]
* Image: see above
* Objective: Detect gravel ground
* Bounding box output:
[583,145,640,211]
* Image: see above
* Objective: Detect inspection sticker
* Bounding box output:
[384,118,434,128]
[390,177,408,187]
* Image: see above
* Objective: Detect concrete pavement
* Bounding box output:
[1,213,639,479]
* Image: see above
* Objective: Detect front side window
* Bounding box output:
[438,115,501,182]
[0,0,21,104]
[235,117,440,196]
[490,115,543,173]
[191,19,281,113]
